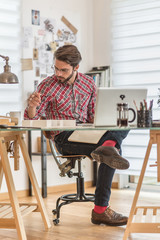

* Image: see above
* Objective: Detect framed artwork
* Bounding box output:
[32,10,40,25]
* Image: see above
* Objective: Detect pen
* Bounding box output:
[143,99,147,110]
[149,99,153,110]
[133,100,138,111]
[140,102,144,110]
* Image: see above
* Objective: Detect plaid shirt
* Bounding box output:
[24,72,96,137]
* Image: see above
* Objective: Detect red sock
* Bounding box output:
[102,140,116,147]
[94,205,107,214]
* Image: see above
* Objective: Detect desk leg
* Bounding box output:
[41,132,47,198]
[28,130,32,196]
[0,137,27,240]
[0,160,3,189]
[18,134,51,229]
[157,135,160,182]
[123,138,153,240]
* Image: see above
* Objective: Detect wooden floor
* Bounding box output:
[1,187,160,240]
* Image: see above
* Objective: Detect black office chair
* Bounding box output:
[49,139,95,225]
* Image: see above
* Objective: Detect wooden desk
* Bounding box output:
[123,130,160,239]
[0,130,51,240]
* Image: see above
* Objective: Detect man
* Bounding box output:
[24,45,129,226]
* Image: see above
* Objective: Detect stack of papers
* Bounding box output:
[22,120,76,128]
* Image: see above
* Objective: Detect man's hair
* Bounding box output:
[54,45,82,68]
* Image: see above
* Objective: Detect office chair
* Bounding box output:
[49,139,95,225]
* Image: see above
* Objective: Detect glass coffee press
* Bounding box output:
[117,94,136,127]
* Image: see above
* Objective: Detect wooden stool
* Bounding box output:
[0,130,51,240]
[123,130,160,239]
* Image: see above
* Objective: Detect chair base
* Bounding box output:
[51,154,95,225]
[52,177,95,225]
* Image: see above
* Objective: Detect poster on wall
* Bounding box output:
[32,10,40,25]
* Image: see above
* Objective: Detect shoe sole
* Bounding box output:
[91,218,127,226]
[91,152,129,170]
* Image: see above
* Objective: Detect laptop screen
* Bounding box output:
[94,87,148,127]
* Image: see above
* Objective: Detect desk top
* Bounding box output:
[0,125,160,131]
[0,119,155,131]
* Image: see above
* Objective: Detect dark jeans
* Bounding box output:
[54,130,129,206]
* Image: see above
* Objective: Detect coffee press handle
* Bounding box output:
[128,108,136,123]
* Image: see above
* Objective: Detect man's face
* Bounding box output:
[54,59,74,83]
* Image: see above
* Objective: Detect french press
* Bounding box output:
[117,102,136,127]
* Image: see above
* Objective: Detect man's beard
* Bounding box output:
[57,70,74,83]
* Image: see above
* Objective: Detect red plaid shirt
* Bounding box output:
[24,72,96,137]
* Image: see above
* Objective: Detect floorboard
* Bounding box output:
[0,187,160,239]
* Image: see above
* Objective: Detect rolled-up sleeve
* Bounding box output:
[87,83,96,122]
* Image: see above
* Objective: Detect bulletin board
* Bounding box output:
[22,10,78,90]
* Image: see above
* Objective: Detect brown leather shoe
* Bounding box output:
[91,146,129,170]
[91,207,128,226]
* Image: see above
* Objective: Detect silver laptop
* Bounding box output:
[94,87,148,127]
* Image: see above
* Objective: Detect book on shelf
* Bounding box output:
[85,66,111,87]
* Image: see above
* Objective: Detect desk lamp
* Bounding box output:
[0,55,18,84]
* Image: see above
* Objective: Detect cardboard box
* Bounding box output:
[37,137,51,153]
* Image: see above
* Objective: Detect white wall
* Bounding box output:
[93,0,111,66]
[21,0,96,191]
[1,0,112,193]
[22,0,95,109]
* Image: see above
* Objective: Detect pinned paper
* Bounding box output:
[61,16,78,34]
[33,37,38,60]
[50,41,57,53]
[21,58,33,71]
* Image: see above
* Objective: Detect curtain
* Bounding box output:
[111,0,160,176]
[0,0,21,115]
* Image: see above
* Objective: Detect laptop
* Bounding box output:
[69,87,147,143]
[93,87,148,127]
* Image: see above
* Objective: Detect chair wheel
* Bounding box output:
[53,218,59,225]
[52,209,57,215]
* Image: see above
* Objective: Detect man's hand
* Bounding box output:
[28,92,41,108]
[27,92,41,118]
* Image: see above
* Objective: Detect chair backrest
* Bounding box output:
[49,139,91,177]
[49,139,72,177]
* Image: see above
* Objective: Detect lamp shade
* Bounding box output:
[0,55,19,84]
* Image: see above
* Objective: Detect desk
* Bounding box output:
[40,126,160,238]
[19,124,160,238]
[0,129,51,240]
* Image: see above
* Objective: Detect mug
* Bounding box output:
[6,111,21,125]
[117,103,136,127]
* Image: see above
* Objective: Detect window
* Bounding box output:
[0,0,21,115]
[111,0,160,177]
